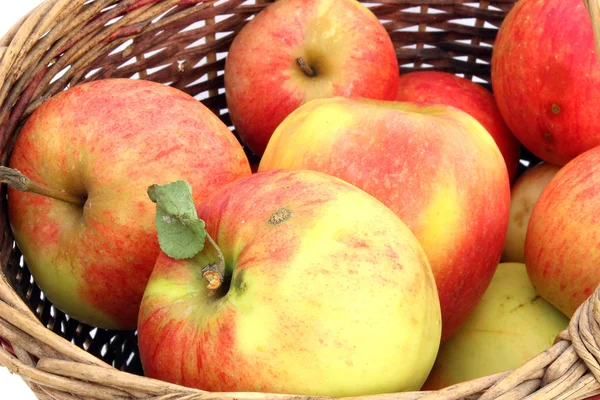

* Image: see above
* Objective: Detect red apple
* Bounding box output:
[224,0,399,157]
[395,71,521,182]
[525,145,600,318]
[138,169,442,395]
[491,0,600,166]
[5,78,251,330]
[258,97,511,342]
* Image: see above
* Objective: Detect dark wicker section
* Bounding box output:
[1,247,144,374]
[0,0,527,376]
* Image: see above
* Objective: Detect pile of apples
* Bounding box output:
[3,0,600,395]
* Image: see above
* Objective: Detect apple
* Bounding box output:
[502,162,561,263]
[395,71,521,182]
[525,145,600,318]
[4,78,252,330]
[258,97,511,342]
[137,169,442,396]
[491,0,600,166]
[422,262,569,390]
[223,0,399,157]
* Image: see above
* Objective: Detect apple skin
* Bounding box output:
[491,0,600,166]
[422,262,569,390]
[7,78,252,330]
[258,97,511,342]
[224,0,399,157]
[525,145,600,318]
[502,162,561,263]
[137,169,442,396]
[395,71,521,182]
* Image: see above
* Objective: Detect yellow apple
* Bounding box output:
[138,169,442,396]
[422,262,569,390]
[502,162,561,263]
[258,96,510,342]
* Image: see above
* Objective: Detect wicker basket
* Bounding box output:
[1,0,600,399]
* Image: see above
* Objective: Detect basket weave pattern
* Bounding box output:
[0,0,599,399]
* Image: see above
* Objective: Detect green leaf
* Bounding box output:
[147,180,206,260]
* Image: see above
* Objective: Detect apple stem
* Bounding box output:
[0,166,86,207]
[296,57,316,77]
[201,232,226,295]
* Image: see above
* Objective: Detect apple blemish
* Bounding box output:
[268,207,292,225]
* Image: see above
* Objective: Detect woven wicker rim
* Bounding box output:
[1,0,600,399]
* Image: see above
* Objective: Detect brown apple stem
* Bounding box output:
[201,232,226,295]
[0,166,86,207]
[296,57,316,77]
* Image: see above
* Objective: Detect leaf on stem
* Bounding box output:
[147,180,206,260]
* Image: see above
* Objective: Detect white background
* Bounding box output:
[0,3,45,399]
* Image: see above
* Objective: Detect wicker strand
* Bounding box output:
[0,0,72,110]
[11,342,49,400]
[11,0,84,80]
[541,345,579,385]
[494,379,541,400]
[525,360,587,400]
[36,359,205,398]
[570,293,600,382]
[13,0,105,80]
[0,0,58,77]
[0,346,131,399]
[0,319,67,361]
[477,341,570,400]
[36,388,83,400]
[0,65,47,170]
[0,1,48,48]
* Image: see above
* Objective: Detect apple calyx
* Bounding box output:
[296,57,317,77]
[147,180,225,294]
[0,166,86,206]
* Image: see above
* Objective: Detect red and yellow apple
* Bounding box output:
[6,78,251,330]
[224,0,399,157]
[502,162,561,263]
[258,97,511,342]
[422,262,569,390]
[491,0,600,166]
[525,145,600,317]
[138,169,442,396]
[395,71,521,182]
